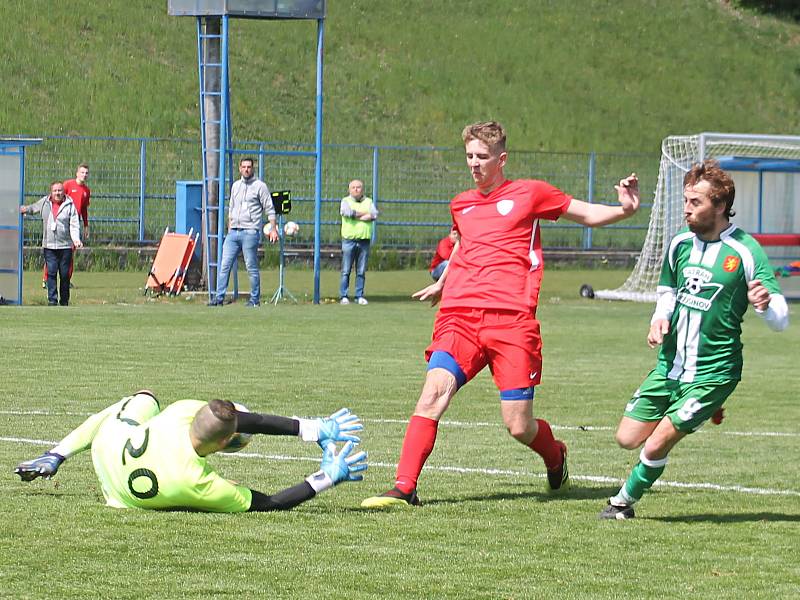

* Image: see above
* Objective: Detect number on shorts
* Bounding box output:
[677,397,702,422]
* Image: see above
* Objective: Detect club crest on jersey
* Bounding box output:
[677,266,723,311]
[496,199,514,215]
[723,256,740,272]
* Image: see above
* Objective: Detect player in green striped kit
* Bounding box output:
[14,391,367,512]
[600,160,789,520]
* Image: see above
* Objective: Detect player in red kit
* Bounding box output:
[362,121,640,508]
[429,226,458,281]
[43,164,90,287]
[64,164,91,240]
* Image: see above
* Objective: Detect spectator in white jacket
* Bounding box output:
[20,181,83,306]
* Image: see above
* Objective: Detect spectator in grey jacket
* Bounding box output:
[210,158,278,307]
[20,181,83,306]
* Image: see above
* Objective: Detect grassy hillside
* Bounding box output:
[0,0,798,152]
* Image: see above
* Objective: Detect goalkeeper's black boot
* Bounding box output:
[599,500,635,520]
[546,441,570,492]
[361,486,421,509]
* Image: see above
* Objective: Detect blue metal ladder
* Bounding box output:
[196,16,232,298]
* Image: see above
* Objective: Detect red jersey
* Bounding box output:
[429,235,456,271]
[441,179,571,312]
[63,179,90,225]
[50,196,64,214]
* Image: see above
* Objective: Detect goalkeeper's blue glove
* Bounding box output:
[305,441,368,493]
[321,441,368,485]
[318,408,363,446]
[14,452,65,481]
[298,408,363,446]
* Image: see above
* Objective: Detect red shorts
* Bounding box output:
[425,308,543,390]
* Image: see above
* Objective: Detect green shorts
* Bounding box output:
[624,369,738,433]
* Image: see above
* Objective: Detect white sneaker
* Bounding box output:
[340,297,350,305]
[356,297,369,305]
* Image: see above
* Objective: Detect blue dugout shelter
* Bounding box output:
[0,138,42,305]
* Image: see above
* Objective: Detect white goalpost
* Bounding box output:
[595,132,800,302]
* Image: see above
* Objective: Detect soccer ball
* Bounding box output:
[220,402,253,453]
[283,221,300,237]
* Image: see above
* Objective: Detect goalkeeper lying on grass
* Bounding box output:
[14,391,367,512]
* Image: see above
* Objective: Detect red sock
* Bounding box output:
[528,418,562,470]
[394,415,439,494]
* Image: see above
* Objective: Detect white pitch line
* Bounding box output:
[367,417,800,438]
[2,409,799,437]
[2,436,58,446]
[0,410,94,417]
[3,436,798,498]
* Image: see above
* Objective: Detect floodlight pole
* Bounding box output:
[313,18,324,305]
[217,15,230,287]
[196,15,229,294]
[170,1,326,303]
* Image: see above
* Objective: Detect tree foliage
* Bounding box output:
[735,0,800,21]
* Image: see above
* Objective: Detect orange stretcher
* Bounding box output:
[145,227,199,296]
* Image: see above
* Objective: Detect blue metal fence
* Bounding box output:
[15,135,657,250]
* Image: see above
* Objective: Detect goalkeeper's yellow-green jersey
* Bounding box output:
[91,400,252,512]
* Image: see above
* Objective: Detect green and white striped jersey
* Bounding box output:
[656,224,781,383]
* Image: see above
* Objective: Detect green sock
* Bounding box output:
[624,460,666,502]
[612,449,668,505]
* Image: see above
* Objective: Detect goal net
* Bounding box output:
[595,132,800,302]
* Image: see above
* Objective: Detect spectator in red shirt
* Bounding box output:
[429,227,459,281]
[64,164,91,240]
[362,121,639,508]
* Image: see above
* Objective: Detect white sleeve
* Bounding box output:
[755,294,789,332]
[650,286,676,324]
[70,206,82,244]
[296,417,320,441]
[340,198,356,217]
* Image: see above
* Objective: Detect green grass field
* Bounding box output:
[2,269,799,598]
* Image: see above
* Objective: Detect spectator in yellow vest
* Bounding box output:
[339,179,378,305]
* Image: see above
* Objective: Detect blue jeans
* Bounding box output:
[215,228,261,304]
[430,260,449,281]
[43,248,73,305]
[340,238,370,299]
